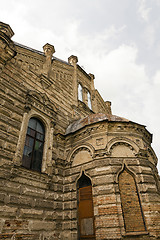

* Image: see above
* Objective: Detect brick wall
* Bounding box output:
[118,167,146,233]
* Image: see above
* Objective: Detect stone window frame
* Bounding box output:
[14,109,54,174]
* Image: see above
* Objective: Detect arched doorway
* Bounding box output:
[77,172,95,240]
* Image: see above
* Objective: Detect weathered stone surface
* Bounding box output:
[28,220,55,231]
[0,22,159,240]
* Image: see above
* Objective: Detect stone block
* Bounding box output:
[0,205,18,218]
[35,199,54,210]
[20,208,43,219]
[22,186,45,198]
[93,174,114,186]
[9,194,32,207]
[44,211,54,220]
[0,193,6,203]
[28,220,55,231]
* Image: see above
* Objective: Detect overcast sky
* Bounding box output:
[1,0,160,173]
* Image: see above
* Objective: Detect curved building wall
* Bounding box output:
[63,120,160,239]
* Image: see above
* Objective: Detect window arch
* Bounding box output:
[78,83,83,101]
[118,166,146,233]
[87,91,92,109]
[77,172,95,239]
[22,117,45,172]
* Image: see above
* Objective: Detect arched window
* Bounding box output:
[22,117,45,172]
[118,166,146,233]
[77,172,95,239]
[78,83,83,101]
[87,91,92,109]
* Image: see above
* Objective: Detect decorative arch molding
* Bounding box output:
[67,143,94,164]
[115,161,137,183]
[147,147,158,165]
[107,137,139,156]
[75,168,93,188]
[14,109,55,174]
[25,90,57,117]
[148,161,160,193]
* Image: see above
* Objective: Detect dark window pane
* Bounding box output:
[25,136,30,146]
[29,137,34,148]
[22,155,31,169]
[25,136,34,148]
[36,132,44,141]
[34,141,43,152]
[32,141,43,172]
[28,118,37,130]
[30,129,36,137]
[23,146,33,158]
[35,141,40,150]
[36,121,44,134]
[22,146,32,169]
[27,128,36,137]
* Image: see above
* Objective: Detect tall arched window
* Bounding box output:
[87,91,92,110]
[77,172,95,239]
[78,83,83,101]
[22,117,45,172]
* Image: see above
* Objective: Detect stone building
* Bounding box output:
[0,21,159,240]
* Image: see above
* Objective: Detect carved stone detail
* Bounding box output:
[71,147,91,160]
[135,149,148,158]
[39,74,53,89]
[68,55,78,66]
[25,90,57,119]
[0,22,17,67]
[42,43,55,77]
[93,149,110,158]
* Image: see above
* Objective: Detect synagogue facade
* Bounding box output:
[0,22,160,240]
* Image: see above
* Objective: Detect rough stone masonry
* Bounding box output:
[0,21,159,239]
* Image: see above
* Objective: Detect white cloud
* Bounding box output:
[143,25,155,48]
[138,0,152,22]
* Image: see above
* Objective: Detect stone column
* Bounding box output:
[89,73,97,112]
[89,73,95,91]
[42,43,55,77]
[68,55,78,106]
[83,87,88,106]
[105,101,112,115]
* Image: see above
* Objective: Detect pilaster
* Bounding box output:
[68,55,78,106]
